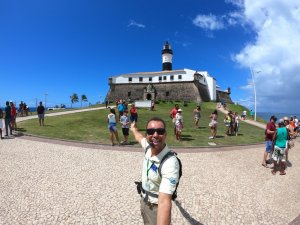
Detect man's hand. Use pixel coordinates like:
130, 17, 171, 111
130, 121, 137, 131
130, 121, 144, 143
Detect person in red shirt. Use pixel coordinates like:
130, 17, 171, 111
10, 102, 17, 131
129, 104, 138, 123
169, 104, 179, 135
262, 115, 277, 167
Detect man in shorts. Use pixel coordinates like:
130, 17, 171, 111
37, 101, 45, 126
262, 115, 277, 167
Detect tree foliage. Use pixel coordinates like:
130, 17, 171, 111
70, 93, 79, 108
81, 94, 88, 107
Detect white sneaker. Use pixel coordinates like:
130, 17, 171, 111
209, 136, 214, 139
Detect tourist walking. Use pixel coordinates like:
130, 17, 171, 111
224, 112, 231, 136
262, 115, 277, 167
130, 103, 138, 123
0, 109, 3, 139
234, 112, 240, 136
105, 99, 109, 108
117, 101, 125, 120
4, 101, 12, 136
193, 106, 201, 128
107, 108, 120, 146
130, 117, 180, 225
120, 110, 130, 144
209, 110, 218, 139
169, 104, 179, 135
37, 101, 45, 126
175, 109, 184, 140
283, 116, 294, 162
10, 102, 17, 131
271, 119, 289, 175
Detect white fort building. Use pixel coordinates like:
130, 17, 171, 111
106, 42, 232, 103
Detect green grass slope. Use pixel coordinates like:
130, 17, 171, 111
18, 102, 265, 147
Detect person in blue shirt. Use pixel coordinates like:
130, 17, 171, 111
117, 101, 125, 120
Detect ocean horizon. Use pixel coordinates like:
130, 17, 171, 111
257, 112, 300, 122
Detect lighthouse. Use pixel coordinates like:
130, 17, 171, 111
162, 41, 173, 71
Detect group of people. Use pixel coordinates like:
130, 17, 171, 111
262, 115, 298, 175
224, 111, 240, 136
107, 100, 138, 146
0, 101, 46, 139
18, 101, 31, 117
0, 101, 17, 139
169, 104, 185, 141
169, 104, 241, 140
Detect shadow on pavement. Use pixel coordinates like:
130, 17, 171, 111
174, 200, 204, 225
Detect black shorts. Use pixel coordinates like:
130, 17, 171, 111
122, 128, 129, 136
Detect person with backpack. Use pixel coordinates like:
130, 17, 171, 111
130, 117, 181, 225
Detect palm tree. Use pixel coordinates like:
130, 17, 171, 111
81, 94, 88, 108
70, 93, 79, 108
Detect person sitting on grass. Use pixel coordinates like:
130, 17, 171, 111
107, 108, 120, 146
120, 110, 130, 144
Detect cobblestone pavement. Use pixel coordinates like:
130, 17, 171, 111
1, 107, 299, 224
0, 135, 299, 225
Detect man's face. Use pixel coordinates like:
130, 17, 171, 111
146, 120, 167, 151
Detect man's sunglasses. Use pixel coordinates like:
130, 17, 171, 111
146, 128, 166, 135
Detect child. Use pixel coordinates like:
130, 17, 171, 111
175, 109, 184, 140
120, 110, 130, 144
0, 109, 3, 139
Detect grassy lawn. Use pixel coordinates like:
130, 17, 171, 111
17, 102, 266, 147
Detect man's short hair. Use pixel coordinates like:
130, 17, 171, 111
146, 117, 166, 129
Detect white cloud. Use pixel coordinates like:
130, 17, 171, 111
127, 20, 146, 28
193, 14, 225, 30
233, 0, 300, 113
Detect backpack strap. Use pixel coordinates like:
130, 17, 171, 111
158, 151, 177, 177
158, 151, 182, 200
145, 144, 151, 154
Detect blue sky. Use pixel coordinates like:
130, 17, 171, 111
1, 0, 299, 113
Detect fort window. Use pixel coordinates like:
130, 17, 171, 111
149, 77, 152, 82
128, 77, 132, 82
159, 76, 162, 82
178, 75, 182, 80
170, 75, 174, 81
163, 76, 167, 81
166, 91, 169, 97
128, 92, 131, 97
139, 77, 143, 82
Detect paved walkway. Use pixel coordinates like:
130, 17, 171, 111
0, 107, 299, 224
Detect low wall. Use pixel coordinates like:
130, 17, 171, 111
135, 100, 152, 108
